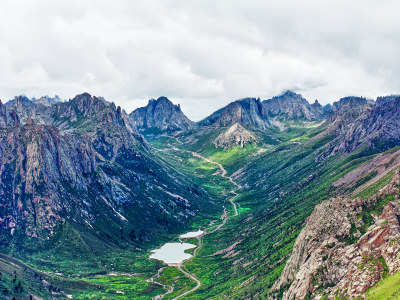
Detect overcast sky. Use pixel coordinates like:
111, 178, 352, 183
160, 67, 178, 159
1, 1, 399, 120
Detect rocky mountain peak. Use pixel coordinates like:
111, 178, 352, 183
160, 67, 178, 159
5, 95, 32, 110
33, 95, 62, 106
130, 96, 194, 133
213, 122, 258, 149
281, 90, 304, 100
332, 96, 369, 111
311, 99, 322, 109
199, 97, 271, 129
70, 92, 108, 115
319, 96, 400, 157
262, 91, 324, 121
326, 96, 371, 127
376, 95, 400, 107
56, 93, 137, 133
14, 95, 31, 103
149, 96, 175, 106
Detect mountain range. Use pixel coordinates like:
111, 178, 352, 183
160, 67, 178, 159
1, 90, 400, 299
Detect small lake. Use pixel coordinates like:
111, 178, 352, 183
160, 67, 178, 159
150, 242, 196, 265
149, 229, 204, 265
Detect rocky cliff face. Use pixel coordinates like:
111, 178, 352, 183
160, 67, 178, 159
345, 96, 400, 150
323, 96, 372, 137
318, 96, 400, 158
331, 96, 370, 113
0, 100, 19, 127
200, 91, 325, 131
262, 91, 325, 121
273, 170, 400, 299
130, 97, 194, 133
53, 93, 147, 160
0, 93, 209, 251
376, 95, 400, 107
0, 123, 97, 239
199, 98, 272, 129
4, 96, 52, 125
33, 95, 62, 107
213, 123, 258, 149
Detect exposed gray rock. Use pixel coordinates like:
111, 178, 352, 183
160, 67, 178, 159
4, 95, 51, 125
0, 100, 19, 127
318, 96, 400, 158
262, 91, 325, 121
33, 95, 62, 106
213, 123, 258, 149
331, 96, 370, 113
199, 97, 271, 129
130, 96, 194, 133
376, 95, 400, 107
0, 92, 207, 249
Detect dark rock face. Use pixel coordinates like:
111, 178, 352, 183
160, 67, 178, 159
325, 96, 372, 135
320, 96, 400, 156
0, 93, 207, 250
331, 96, 369, 113
4, 95, 31, 109
130, 97, 194, 133
323, 103, 334, 115
376, 95, 399, 107
0, 124, 97, 239
0, 100, 19, 127
199, 98, 271, 129
200, 91, 325, 130
32, 95, 62, 107
4, 96, 46, 125
262, 91, 325, 121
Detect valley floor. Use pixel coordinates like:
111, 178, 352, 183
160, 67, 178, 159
148, 147, 242, 299
5, 124, 400, 299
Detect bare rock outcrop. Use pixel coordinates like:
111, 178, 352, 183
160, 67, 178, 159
199, 97, 272, 130
0, 92, 205, 250
130, 96, 194, 133
262, 90, 325, 121
213, 123, 258, 149
316, 95, 400, 159
272, 170, 400, 299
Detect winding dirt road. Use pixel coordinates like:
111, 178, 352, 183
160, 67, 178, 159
147, 267, 174, 300
150, 145, 241, 300
191, 152, 240, 216
170, 152, 241, 299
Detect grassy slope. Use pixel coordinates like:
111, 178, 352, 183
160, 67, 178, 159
82, 121, 400, 300
3, 119, 397, 299
0, 134, 231, 299
172, 126, 392, 299
366, 271, 400, 300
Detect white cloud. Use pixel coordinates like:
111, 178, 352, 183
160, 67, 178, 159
0, 0, 400, 120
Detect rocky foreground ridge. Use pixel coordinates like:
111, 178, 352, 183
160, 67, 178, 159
272, 170, 400, 299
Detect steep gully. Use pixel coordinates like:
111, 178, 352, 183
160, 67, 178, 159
148, 146, 241, 299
